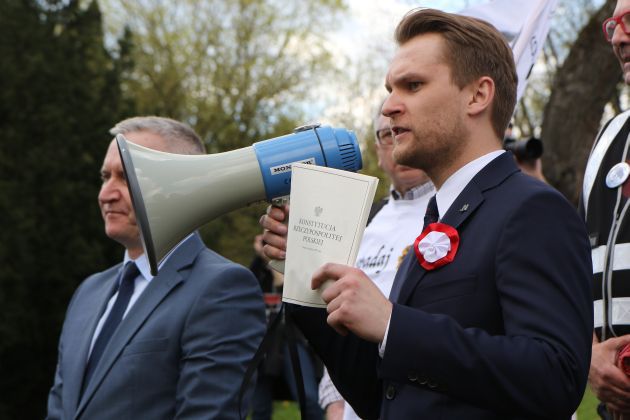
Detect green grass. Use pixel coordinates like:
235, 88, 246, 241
271, 401, 300, 419
577, 387, 600, 420
270, 389, 600, 419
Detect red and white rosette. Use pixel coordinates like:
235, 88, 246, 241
413, 222, 460, 270
618, 343, 630, 376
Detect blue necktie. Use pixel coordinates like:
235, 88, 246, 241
82, 262, 139, 391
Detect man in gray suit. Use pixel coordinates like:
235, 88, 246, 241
46, 116, 266, 419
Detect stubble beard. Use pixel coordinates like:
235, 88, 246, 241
393, 117, 468, 180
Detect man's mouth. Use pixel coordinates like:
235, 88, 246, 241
391, 126, 410, 137
104, 209, 126, 217
618, 46, 630, 62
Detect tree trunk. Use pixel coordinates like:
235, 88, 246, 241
541, 0, 621, 203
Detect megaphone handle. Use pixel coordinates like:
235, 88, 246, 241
267, 259, 285, 274
267, 197, 289, 274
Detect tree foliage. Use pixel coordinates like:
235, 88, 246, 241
318, 50, 393, 200
540, 0, 621, 202
99, 0, 349, 264
0, 1, 134, 417
101, 0, 347, 150
505, 0, 622, 202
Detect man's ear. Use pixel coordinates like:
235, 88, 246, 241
467, 76, 495, 116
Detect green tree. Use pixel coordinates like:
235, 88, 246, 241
318, 50, 395, 201
101, 0, 347, 149
0, 1, 135, 417
100, 0, 348, 264
488, 0, 622, 202
540, 0, 621, 202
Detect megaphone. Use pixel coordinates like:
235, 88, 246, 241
117, 124, 362, 275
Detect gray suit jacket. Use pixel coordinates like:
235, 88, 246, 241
46, 233, 266, 419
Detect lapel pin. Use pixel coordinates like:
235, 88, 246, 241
459, 204, 469, 212
606, 162, 630, 189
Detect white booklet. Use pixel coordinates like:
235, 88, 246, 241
282, 163, 379, 308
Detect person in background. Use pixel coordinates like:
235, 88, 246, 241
46, 116, 266, 420
583, 1, 630, 418
504, 122, 547, 183
318, 109, 434, 420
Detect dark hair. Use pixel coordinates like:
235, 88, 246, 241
395, 8, 517, 139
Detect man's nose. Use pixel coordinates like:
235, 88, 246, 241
612, 23, 630, 47
382, 93, 402, 117
98, 181, 120, 203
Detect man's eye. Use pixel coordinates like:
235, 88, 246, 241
408, 81, 421, 90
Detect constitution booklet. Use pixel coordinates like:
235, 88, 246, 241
282, 163, 379, 308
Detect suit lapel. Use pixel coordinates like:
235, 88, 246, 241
389, 250, 423, 303
394, 153, 518, 304
440, 187, 484, 230
66, 267, 120, 415
75, 234, 205, 418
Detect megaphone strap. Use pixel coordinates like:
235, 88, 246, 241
285, 305, 308, 418
238, 303, 308, 419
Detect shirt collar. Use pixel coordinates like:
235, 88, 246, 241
435, 150, 504, 218
122, 252, 153, 282
122, 233, 195, 282
390, 180, 435, 201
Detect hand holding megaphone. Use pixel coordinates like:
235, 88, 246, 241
261, 201, 290, 272
117, 124, 362, 275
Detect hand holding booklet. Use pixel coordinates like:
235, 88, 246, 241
281, 163, 379, 308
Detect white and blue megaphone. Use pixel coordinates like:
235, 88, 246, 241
116, 123, 362, 275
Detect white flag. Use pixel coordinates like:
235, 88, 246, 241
459, 0, 558, 102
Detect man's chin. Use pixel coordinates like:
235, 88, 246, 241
104, 226, 131, 243
392, 147, 412, 168
396, 164, 416, 172
104, 228, 121, 242
393, 152, 424, 171
621, 60, 630, 84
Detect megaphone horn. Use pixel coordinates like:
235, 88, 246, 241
117, 124, 362, 275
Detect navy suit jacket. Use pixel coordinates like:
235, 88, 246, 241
46, 233, 266, 420
293, 153, 593, 419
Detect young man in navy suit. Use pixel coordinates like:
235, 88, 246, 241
46, 116, 266, 419
260, 8, 592, 419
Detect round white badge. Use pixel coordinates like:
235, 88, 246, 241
606, 162, 630, 188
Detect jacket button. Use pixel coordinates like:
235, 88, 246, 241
427, 380, 438, 389
385, 384, 396, 400
418, 374, 428, 385
407, 371, 418, 382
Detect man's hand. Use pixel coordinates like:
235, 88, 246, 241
252, 234, 267, 260
259, 204, 289, 260
589, 334, 630, 413
325, 400, 344, 420
312, 263, 392, 343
